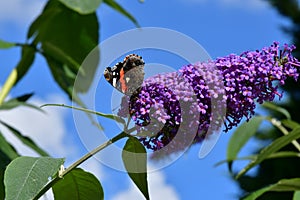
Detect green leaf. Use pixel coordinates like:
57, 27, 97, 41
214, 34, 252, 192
0, 120, 48, 156
122, 137, 149, 200
0, 150, 13, 200
282, 119, 300, 130
227, 116, 264, 172
57, 0, 102, 14
215, 151, 300, 167
270, 178, 300, 191
262, 102, 291, 119
0, 39, 15, 49
4, 157, 65, 200
0, 93, 43, 112
242, 185, 272, 200
243, 178, 300, 200
103, 0, 139, 26
27, 0, 99, 101
236, 126, 300, 179
294, 191, 300, 200
0, 132, 18, 160
52, 168, 103, 200
15, 45, 36, 84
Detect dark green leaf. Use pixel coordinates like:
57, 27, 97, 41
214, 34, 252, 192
53, 168, 103, 200
0, 150, 13, 200
0, 120, 49, 156
243, 178, 300, 200
0, 93, 43, 112
293, 191, 300, 200
103, 0, 139, 26
27, 0, 99, 101
57, 0, 102, 14
0, 39, 15, 49
227, 116, 264, 172
282, 119, 300, 130
242, 185, 272, 200
236, 126, 300, 179
4, 157, 64, 200
122, 137, 149, 200
0, 132, 18, 160
15, 45, 36, 84
262, 102, 291, 119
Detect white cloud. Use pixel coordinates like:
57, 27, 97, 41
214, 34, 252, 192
80, 157, 106, 181
112, 168, 179, 200
0, 94, 70, 157
0, 0, 44, 26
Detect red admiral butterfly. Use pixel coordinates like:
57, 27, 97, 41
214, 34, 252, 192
104, 54, 145, 94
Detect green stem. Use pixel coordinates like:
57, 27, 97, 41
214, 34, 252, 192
33, 131, 128, 200
0, 68, 17, 105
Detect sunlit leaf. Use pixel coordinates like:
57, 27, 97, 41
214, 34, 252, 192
293, 191, 300, 200
227, 116, 264, 172
122, 137, 149, 200
236, 126, 300, 179
57, 0, 102, 14
4, 157, 64, 200
53, 168, 103, 200
0, 39, 15, 49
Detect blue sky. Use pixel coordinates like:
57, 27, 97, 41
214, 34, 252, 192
0, 0, 295, 199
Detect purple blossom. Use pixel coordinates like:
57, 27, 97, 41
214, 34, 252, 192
118, 42, 300, 155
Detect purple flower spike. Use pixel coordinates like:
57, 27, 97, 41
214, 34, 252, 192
118, 42, 300, 155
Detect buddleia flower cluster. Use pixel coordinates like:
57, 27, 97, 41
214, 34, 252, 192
118, 42, 300, 155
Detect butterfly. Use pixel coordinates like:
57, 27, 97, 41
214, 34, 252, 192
104, 54, 145, 95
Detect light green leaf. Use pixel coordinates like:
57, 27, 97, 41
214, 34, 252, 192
53, 168, 103, 200
293, 191, 300, 200
58, 0, 102, 14
103, 0, 139, 26
0, 120, 48, 156
262, 102, 291, 119
236, 126, 300, 179
227, 116, 264, 172
4, 157, 65, 200
0, 39, 15, 49
243, 178, 300, 200
122, 137, 149, 200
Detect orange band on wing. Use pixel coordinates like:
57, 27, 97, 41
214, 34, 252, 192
120, 68, 128, 93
